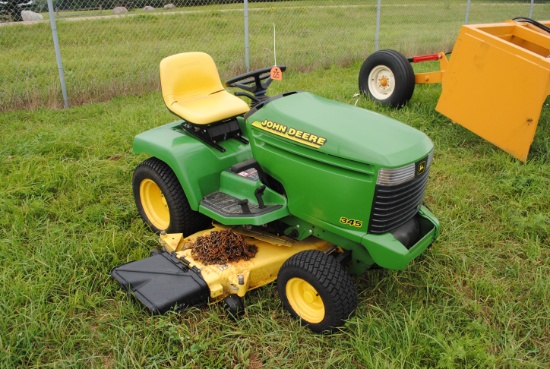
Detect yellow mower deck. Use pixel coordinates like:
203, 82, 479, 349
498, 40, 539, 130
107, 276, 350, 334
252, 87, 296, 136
160, 225, 334, 304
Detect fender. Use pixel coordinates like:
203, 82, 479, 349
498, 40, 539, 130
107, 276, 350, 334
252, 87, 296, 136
132, 120, 253, 210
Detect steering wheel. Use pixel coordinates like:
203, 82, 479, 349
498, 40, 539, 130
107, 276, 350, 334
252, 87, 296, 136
226, 66, 287, 103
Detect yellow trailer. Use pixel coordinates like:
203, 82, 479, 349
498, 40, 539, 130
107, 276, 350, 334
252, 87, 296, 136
359, 18, 550, 162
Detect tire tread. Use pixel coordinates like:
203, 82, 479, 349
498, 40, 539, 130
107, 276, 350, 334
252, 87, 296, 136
278, 250, 357, 333
133, 157, 211, 235
358, 49, 415, 108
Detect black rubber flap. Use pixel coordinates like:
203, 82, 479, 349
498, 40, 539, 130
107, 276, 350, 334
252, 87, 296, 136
111, 252, 209, 314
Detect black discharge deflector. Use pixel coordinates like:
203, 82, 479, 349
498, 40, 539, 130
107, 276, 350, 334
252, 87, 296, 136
111, 252, 209, 314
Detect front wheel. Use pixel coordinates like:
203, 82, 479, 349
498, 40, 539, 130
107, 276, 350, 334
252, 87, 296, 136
277, 250, 357, 333
132, 157, 211, 235
358, 49, 415, 108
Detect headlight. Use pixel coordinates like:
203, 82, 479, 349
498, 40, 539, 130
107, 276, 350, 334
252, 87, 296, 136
377, 151, 433, 186
377, 164, 415, 186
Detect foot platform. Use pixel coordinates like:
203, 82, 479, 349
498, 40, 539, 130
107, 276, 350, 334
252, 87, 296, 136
201, 191, 282, 217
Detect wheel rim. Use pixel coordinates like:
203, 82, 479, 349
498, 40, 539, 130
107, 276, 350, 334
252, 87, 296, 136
286, 278, 325, 324
368, 65, 395, 100
139, 179, 170, 230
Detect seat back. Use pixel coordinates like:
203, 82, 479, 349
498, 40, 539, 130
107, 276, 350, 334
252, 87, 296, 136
160, 52, 249, 125
160, 52, 223, 107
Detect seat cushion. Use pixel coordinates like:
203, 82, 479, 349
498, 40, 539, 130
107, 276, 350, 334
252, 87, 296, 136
160, 52, 250, 124
168, 90, 250, 125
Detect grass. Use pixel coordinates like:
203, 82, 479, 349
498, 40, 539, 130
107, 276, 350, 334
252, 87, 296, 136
0, 61, 548, 368
1, 0, 549, 111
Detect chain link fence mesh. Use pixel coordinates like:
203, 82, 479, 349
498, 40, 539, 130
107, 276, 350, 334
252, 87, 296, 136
1, 0, 549, 111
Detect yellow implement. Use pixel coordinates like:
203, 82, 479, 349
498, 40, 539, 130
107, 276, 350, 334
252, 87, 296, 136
437, 19, 550, 162
360, 19, 550, 161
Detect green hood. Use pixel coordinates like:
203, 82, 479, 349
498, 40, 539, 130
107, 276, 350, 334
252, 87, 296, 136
247, 92, 433, 167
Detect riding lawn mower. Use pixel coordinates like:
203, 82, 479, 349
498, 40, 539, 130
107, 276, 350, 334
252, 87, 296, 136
111, 52, 440, 333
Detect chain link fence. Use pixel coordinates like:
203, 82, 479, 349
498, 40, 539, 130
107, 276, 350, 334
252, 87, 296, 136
1, 0, 549, 111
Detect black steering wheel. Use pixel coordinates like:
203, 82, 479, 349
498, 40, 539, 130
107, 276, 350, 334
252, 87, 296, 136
226, 66, 286, 104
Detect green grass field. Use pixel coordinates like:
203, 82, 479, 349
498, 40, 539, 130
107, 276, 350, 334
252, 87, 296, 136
1, 60, 548, 367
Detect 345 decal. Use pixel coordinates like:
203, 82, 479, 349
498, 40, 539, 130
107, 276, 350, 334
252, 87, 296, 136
339, 217, 363, 228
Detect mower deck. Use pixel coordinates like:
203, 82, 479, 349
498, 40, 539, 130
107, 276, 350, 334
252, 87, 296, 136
112, 225, 334, 314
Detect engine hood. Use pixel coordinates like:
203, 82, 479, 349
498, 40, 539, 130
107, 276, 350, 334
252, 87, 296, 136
246, 92, 433, 167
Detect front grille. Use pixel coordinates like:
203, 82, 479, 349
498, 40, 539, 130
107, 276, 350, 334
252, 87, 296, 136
368, 157, 431, 234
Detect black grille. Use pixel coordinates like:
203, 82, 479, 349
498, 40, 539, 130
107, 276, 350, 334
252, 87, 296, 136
368, 168, 430, 234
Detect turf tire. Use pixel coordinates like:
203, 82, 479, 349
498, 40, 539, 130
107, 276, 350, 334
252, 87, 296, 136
277, 250, 357, 333
132, 157, 211, 235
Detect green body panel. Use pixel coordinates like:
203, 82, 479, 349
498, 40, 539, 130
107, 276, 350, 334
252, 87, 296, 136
281, 205, 439, 272
246, 92, 434, 241
133, 92, 440, 273
361, 206, 440, 270
133, 119, 253, 210
247, 92, 433, 167
199, 170, 289, 225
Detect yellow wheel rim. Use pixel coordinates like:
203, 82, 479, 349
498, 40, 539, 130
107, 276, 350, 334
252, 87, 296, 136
140, 179, 170, 230
286, 278, 325, 324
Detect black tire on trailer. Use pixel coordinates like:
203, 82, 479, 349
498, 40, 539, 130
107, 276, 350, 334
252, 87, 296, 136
277, 250, 358, 333
132, 157, 211, 235
358, 49, 416, 108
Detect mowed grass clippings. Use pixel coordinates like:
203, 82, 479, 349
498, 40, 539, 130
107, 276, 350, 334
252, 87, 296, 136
1, 63, 549, 368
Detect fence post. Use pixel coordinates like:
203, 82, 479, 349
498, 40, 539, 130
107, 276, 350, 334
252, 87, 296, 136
465, 0, 471, 24
244, 0, 250, 72
47, 0, 69, 108
529, 0, 534, 18
375, 0, 381, 50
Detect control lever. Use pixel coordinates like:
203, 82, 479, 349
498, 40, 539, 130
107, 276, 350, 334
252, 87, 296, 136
238, 199, 251, 214
254, 185, 266, 209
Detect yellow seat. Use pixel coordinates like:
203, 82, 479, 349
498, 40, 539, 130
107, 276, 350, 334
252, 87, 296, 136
160, 52, 250, 125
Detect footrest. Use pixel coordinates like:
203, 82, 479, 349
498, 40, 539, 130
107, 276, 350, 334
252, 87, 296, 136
201, 191, 282, 217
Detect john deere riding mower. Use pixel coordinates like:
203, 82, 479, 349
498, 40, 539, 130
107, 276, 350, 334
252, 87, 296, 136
112, 52, 440, 333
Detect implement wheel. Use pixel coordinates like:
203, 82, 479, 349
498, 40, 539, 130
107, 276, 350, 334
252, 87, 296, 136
359, 49, 415, 108
132, 157, 211, 235
277, 250, 357, 333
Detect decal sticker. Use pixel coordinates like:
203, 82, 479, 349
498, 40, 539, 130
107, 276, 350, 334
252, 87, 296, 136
339, 217, 363, 228
417, 160, 427, 176
252, 120, 327, 149
237, 168, 259, 181
415, 156, 429, 176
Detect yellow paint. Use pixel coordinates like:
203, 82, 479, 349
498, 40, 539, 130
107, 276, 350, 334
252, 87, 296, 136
414, 52, 448, 85
252, 120, 328, 149
140, 178, 170, 230
435, 20, 550, 161
160, 232, 184, 251
160, 52, 249, 124
286, 278, 325, 323
160, 226, 333, 303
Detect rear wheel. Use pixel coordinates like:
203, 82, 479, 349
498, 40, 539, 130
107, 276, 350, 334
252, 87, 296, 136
358, 49, 415, 108
132, 157, 211, 235
277, 250, 357, 333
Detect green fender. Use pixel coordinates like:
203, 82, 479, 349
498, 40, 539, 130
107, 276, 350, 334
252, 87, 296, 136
132, 120, 253, 210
